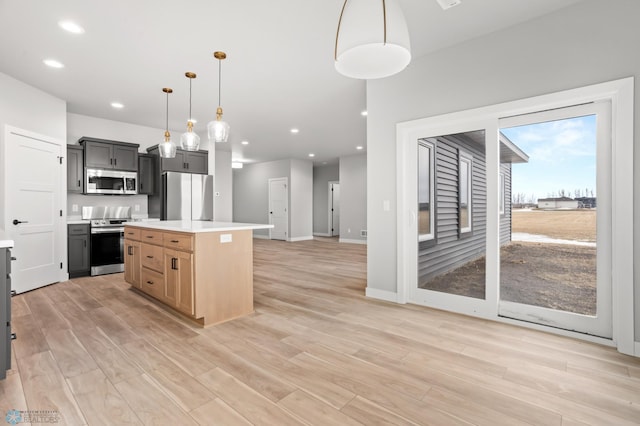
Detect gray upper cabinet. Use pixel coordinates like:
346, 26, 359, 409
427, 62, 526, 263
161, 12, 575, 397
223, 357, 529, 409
146, 145, 208, 174
67, 145, 84, 193
80, 137, 139, 171
138, 154, 156, 195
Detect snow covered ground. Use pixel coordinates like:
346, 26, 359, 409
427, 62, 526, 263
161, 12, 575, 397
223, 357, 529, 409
512, 232, 596, 247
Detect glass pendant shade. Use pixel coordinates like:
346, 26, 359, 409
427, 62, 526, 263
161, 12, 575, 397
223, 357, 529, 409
180, 121, 201, 151
180, 72, 200, 151
334, 0, 411, 79
207, 107, 230, 143
159, 88, 177, 158
159, 135, 177, 158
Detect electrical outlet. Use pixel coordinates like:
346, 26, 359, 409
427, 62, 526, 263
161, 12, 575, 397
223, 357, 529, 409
134, 204, 140, 212
72, 204, 78, 212
360, 230, 367, 237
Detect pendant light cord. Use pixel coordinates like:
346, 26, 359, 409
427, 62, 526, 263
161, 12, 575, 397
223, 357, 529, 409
189, 78, 193, 122
218, 59, 222, 107
165, 91, 169, 131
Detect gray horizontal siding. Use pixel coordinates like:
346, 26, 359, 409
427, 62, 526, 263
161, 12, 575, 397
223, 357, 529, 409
419, 133, 487, 285
500, 163, 512, 245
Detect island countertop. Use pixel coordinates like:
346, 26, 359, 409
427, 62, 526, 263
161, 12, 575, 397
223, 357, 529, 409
124, 220, 273, 234
0, 230, 14, 249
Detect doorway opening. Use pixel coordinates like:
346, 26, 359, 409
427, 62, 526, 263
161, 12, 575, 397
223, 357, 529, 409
268, 177, 288, 241
328, 181, 340, 237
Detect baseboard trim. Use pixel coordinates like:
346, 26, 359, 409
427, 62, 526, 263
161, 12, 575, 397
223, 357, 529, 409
253, 235, 270, 240
288, 236, 314, 242
313, 232, 332, 237
365, 287, 399, 303
635, 341, 640, 358
339, 238, 367, 245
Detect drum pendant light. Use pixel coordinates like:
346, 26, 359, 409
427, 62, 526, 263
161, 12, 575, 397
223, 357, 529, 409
207, 51, 230, 143
180, 72, 200, 151
334, 0, 411, 79
158, 88, 177, 158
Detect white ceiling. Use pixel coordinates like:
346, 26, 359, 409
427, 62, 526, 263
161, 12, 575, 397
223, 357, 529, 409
0, 0, 583, 165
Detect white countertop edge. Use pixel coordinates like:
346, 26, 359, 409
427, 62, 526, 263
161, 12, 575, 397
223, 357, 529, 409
67, 219, 91, 225
0, 239, 14, 249
125, 220, 273, 233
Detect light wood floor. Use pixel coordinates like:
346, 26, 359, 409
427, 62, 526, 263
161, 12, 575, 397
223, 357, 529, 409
2, 238, 640, 425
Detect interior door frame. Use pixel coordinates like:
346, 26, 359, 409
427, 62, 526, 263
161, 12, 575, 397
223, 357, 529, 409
2, 125, 68, 286
396, 77, 635, 356
328, 181, 339, 237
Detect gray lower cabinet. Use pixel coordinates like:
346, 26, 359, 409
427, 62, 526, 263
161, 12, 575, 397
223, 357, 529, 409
67, 145, 84, 193
1, 248, 13, 380
138, 154, 156, 195
68, 224, 90, 278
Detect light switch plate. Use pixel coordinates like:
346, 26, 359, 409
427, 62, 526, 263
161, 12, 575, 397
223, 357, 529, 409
220, 234, 232, 243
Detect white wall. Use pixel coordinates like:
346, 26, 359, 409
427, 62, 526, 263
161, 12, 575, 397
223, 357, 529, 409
0, 72, 67, 228
233, 159, 290, 237
366, 0, 640, 341
313, 164, 340, 235
215, 150, 233, 221
290, 159, 313, 240
339, 153, 367, 243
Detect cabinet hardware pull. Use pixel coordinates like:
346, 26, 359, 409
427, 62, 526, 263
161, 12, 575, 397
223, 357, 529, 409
128, 246, 133, 255
146, 236, 154, 238
170, 240, 179, 243
110, 158, 113, 165
146, 255, 153, 259
146, 280, 154, 285
171, 258, 177, 270
78, 179, 81, 187
114, 158, 117, 166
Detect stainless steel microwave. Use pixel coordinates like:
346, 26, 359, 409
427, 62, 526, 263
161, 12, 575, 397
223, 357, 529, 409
86, 169, 137, 195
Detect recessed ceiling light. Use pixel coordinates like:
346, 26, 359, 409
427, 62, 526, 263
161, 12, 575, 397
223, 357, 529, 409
241, 140, 249, 145
231, 162, 244, 169
111, 102, 124, 109
356, 146, 363, 150
58, 20, 85, 34
43, 59, 64, 68
290, 128, 299, 134
308, 153, 315, 157
436, 0, 462, 11
361, 110, 368, 116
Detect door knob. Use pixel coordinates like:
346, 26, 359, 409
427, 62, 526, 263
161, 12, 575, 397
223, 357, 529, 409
12, 219, 28, 225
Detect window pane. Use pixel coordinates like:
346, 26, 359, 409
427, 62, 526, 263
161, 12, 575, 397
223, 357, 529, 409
418, 143, 431, 237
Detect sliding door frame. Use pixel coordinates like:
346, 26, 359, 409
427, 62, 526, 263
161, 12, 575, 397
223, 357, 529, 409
396, 77, 635, 355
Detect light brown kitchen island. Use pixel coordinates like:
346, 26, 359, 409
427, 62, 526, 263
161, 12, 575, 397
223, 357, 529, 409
124, 220, 272, 326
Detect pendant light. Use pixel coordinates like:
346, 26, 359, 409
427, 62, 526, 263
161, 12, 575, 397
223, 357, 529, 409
180, 72, 200, 151
158, 87, 177, 158
334, 0, 411, 79
207, 51, 230, 143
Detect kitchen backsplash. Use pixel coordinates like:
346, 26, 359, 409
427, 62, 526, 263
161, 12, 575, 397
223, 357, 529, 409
67, 193, 148, 218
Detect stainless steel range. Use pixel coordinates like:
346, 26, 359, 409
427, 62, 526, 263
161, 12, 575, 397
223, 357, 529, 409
82, 206, 131, 276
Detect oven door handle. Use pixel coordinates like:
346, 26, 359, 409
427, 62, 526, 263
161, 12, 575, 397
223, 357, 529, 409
91, 228, 125, 234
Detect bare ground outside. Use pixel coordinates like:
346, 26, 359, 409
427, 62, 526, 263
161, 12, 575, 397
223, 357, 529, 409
420, 209, 597, 315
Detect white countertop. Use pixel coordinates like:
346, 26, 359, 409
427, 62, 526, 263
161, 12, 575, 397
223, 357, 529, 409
125, 220, 273, 233
0, 230, 14, 248
67, 219, 90, 225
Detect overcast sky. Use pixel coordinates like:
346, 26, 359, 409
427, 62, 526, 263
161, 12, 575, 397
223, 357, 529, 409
501, 114, 597, 202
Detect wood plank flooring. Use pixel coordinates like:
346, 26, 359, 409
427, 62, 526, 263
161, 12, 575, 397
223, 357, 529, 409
1, 237, 640, 425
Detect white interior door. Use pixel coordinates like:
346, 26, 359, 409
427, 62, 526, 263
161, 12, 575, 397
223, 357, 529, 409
5, 128, 64, 293
268, 177, 288, 241
329, 181, 340, 236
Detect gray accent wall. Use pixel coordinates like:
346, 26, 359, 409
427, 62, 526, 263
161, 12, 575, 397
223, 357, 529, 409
233, 158, 313, 240
366, 0, 640, 341
339, 153, 367, 243
215, 150, 233, 221
313, 164, 339, 235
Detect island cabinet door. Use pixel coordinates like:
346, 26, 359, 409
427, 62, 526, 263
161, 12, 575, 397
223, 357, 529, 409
124, 240, 141, 288
165, 249, 194, 316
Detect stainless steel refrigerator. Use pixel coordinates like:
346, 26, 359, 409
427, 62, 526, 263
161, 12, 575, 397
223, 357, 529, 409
162, 172, 214, 220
